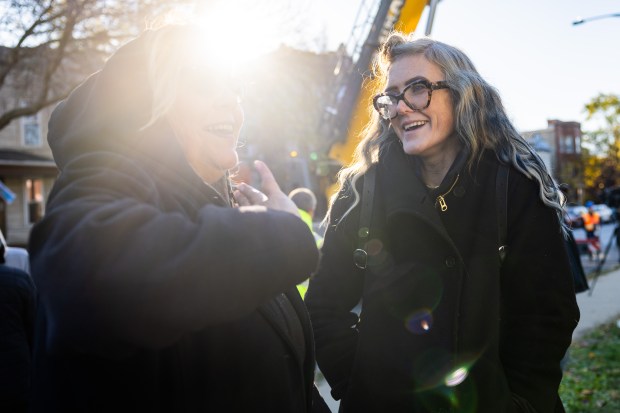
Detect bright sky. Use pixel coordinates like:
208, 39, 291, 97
3, 0, 618, 134
296, 0, 620, 133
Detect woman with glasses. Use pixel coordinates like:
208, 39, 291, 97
28, 24, 329, 412
306, 33, 579, 412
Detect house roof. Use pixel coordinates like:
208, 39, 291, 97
0, 149, 57, 177
0, 149, 54, 163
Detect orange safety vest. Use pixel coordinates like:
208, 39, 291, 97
582, 211, 600, 231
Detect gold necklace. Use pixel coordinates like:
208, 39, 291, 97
435, 174, 460, 212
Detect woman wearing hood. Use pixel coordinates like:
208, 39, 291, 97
28, 24, 328, 412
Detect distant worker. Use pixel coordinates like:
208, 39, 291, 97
582, 200, 601, 258
289, 187, 324, 248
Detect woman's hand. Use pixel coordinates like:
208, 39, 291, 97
234, 160, 300, 217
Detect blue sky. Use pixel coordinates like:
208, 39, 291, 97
300, 0, 620, 133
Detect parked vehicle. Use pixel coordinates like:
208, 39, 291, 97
591, 204, 614, 223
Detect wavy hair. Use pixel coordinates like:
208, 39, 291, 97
330, 32, 565, 231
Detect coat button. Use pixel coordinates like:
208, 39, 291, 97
445, 256, 456, 268
453, 185, 465, 197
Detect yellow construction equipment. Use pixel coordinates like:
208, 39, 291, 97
322, 0, 440, 202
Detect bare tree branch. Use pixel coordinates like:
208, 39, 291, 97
0, 0, 193, 132
0, 94, 67, 130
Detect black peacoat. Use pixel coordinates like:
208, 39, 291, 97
306, 141, 579, 412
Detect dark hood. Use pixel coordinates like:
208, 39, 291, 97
47, 29, 162, 170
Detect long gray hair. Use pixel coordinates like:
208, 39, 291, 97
330, 32, 565, 230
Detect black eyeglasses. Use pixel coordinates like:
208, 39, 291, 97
373, 79, 449, 120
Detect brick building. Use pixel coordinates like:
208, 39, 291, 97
521, 119, 584, 203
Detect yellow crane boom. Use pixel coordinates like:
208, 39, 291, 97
324, 0, 434, 201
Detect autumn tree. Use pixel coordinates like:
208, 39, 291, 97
0, 0, 192, 131
581, 93, 620, 200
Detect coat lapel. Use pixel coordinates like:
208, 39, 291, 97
379, 141, 453, 243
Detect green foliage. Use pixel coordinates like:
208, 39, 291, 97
582, 94, 620, 195
559, 319, 620, 412
585, 94, 620, 125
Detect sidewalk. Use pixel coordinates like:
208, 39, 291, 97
573, 265, 620, 339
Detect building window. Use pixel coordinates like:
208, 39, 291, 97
561, 136, 574, 154
22, 114, 41, 147
25, 179, 44, 223
575, 136, 581, 154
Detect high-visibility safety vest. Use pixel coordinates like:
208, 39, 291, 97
582, 211, 600, 231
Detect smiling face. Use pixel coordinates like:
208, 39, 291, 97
166, 68, 244, 184
386, 54, 458, 159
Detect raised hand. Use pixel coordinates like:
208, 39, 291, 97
233, 160, 300, 217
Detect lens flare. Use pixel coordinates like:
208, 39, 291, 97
445, 367, 469, 387
169, 0, 295, 72
405, 309, 433, 334
365, 238, 383, 256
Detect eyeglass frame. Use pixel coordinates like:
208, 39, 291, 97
372, 79, 450, 120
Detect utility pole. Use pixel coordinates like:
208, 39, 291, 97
425, 0, 441, 35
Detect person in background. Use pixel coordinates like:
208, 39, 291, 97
287, 188, 324, 300
28, 24, 328, 412
306, 33, 579, 412
0, 241, 36, 412
581, 200, 601, 259
289, 187, 324, 248
0, 230, 30, 274
558, 184, 589, 294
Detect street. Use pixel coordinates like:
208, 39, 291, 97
571, 222, 620, 276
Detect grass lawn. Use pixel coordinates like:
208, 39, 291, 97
559, 319, 620, 412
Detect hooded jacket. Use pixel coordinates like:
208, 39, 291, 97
0, 263, 36, 412
306, 141, 579, 412
29, 29, 325, 412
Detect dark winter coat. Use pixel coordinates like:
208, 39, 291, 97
306, 141, 579, 412
0, 264, 36, 412
28, 31, 327, 413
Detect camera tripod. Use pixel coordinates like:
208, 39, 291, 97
588, 223, 620, 296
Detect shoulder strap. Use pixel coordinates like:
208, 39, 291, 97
353, 166, 376, 269
496, 163, 510, 263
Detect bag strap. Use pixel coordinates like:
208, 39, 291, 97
496, 163, 510, 263
353, 166, 376, 269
